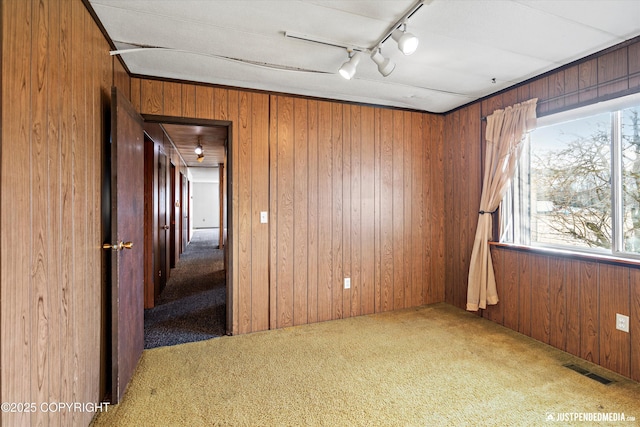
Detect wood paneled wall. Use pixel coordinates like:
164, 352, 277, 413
444, 36, 640, 379
130, 83, 446, 334
1, 0, 129, 425
269, 96, 445, 329
129, 79, 272, 334
491, 246, 640, 382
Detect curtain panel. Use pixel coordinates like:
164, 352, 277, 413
467, 98, 538, 311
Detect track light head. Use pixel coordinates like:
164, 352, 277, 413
370, 49, 395, 77
338, 51, 362, 80
391, 25, 419, 55
194, 144, 203, 155
197, 153, 205, 163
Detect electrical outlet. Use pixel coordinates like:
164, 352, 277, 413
616, 313, 629, 333
260, 211, 268, 224
344, 277, 351, 289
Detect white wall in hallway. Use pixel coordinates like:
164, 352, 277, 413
192, 182, 219, 229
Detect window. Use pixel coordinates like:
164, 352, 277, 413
502, 93, 640, 259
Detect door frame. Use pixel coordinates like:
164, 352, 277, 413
141, 115, 232, 333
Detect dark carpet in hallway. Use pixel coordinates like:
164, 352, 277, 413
144, 228, 226, 349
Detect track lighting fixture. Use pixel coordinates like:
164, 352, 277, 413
284, 0, 428, 80
391, 24, 419, 55
197, 153, 205, 163
339, 51, 361, 80
370, 49, 395, 77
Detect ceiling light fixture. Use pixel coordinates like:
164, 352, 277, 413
339, 50, 361, 80
195, 136, 203, 155
370, 49, 395, 77
197, 153, 205, 163
284, 0, 429, 80
391, 24, 419, 55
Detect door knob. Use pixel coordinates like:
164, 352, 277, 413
162, 225, 170, 230
102, 241, 134, 251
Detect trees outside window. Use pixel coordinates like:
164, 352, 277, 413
503, 99, 640, 259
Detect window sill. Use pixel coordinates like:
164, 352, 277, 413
489, 241, 640, 269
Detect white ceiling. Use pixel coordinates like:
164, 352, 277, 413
89, 0, 640, 114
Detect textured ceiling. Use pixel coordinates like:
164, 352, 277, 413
90, 0, 640, 114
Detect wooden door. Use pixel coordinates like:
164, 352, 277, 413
106, 87, 144, 403
170, 163, 177, 268
158, 150, 169, 294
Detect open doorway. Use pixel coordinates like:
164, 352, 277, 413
142, 119, 230, 349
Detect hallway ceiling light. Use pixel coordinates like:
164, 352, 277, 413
391, 24, 419, 55
370, 49, 395, 77
195, 136, 203, 155
338, 51, 361, 80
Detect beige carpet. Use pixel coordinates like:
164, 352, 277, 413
91, 303, 640, 426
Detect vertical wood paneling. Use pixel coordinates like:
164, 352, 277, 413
630, 268, 640, 382
501, 249, 518, 330
331, 103, 343, 319
32, 2, 52, 421
630, 42, 640, 90
214, 88, 228, 120
129, 77, 141, 112
2, 0, 33, 424
518, 253, 532, 336
360, 107, 376, 315
565, 260, 581, 357
402, 112, 412, 308
411, 113, 424, 307
237, 91, 252, 334
275, 96, 294, 328
549, 257, 566, 350
181, 84, 196, 118
392, 110, 404, 310
2, 0, 116, 424
162, 81, 182, 116
598, 48, 628, 97
579, 58, 598, 104
350, 105, 362, 318
380, 109, 394, 312
307, 100, 319, 324
580, 261, 599, 363
58, 0, 73, 420
293, 98, 309, 325
227, 89, 240, 334
433, 116, 446, 303
374, 108, 382, 313
530, 254, 550, 343
317, 101, 333, 322
598, 264, 630, 377
141, 79, 162, 115
195, 85, 214, 119
251, 93, 269, 332
563, 65, 580, 107
342, 105, 351, 319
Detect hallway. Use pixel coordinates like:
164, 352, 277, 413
144, 229, 226, 349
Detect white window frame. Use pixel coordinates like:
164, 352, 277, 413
501, 92, 640, 260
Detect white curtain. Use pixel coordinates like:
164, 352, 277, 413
467, 98, 538, 311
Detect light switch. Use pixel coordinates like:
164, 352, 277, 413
260, 211, 268, 224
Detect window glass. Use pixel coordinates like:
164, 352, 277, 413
621, 106, 640, 253
529, 113, 612, 250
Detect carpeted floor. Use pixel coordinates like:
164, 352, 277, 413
94, 303, 640, 427
144, 228, 226, 349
